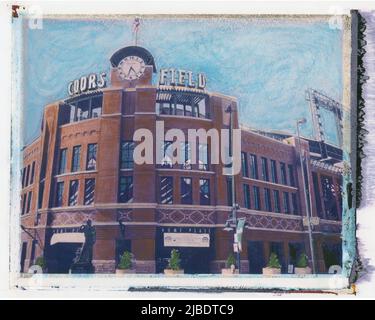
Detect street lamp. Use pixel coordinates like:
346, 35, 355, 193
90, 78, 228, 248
296, 118, 317, 274
223, 104, 242, 273
223, 220, 235, 232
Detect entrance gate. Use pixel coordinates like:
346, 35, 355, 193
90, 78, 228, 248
155, 227, 214, 274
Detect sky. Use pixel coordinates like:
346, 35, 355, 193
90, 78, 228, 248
21, 16, 344, 145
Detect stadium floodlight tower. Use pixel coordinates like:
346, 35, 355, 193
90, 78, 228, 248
305, 88, 343, 160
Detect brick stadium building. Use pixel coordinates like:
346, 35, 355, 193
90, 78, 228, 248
20, 46, 343, 274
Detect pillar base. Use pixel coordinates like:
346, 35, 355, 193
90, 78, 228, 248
92, 260, 116, 273
210, 260, 249, 274
135, 260, 156, 273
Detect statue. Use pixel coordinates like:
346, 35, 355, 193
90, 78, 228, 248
71, 219, 96, 273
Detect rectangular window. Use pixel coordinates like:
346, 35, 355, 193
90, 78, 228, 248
184, 104, 192, 117
30, 161, 35, 185
91, 95, 103, 118
120, 141, 134, 169
270, 160, 278, 183
30, 240, 37, 265
21, 194, 27, 215
312, 172, 323, 218
253, 186, 261, 210
55, 182, 64, 207
118, 176, 133, 203
161, 141, 173, 168
176, 103, 184, 116
200, 179, 210, 205
288, 164, 295, 187
38, 181, 44, 209
243, 184, 251, 209
21, 167, 26, 188
261, 157, 269, 181
71, 145, 81, 172
273, 190, 281, 213
77, 98, 90, 121
58, 148, 67, 174
280, 162, 287, 185
68, 180, 79, 206
198, 98, 207, 118
86, 143, 97, 170
283, 192, 290, 213
264, 188, 272, 212
26, 192, 32, 213
198, 143, 209, 170
180, 142, 192, 170
69, 102, 77, 122
84, 178, 95, 205
292, 193, 299, 215
160, 176, 173, 204
249, 154, 258, 179
25, 164, 30, 187
241, 152, 248, 177
181, 177, 193, 204
227, 177, 233, 206
158, 102, 171, 115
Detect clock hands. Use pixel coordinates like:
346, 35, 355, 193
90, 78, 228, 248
127, 66, 137, 77
118, 56, 145, 80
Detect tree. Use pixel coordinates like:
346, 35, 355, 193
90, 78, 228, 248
296, 253, 308, 268
35, 256, 45, 269
226, 253, 236, 269
168, 249, 181, 270
267, 252, 281, 269
118, 251, 133, 270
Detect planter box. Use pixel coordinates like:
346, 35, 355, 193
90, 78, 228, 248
164, 269, 184, 275
116, 269, 136, 275
262, 267, 281, 275
221, 268, 239, 275
294, 267, 312, 275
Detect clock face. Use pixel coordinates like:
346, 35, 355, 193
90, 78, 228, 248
117, 55, 146, 80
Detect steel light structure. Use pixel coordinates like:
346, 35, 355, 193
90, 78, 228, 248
296, 118, 317, 274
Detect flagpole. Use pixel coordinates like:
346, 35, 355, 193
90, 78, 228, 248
133, 17, 140, 47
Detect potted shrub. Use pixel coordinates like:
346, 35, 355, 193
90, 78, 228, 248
35, 256, 47, 272
221, 253, 239, 275
164, 249, 184, 275
116, 251, 135, 274
294, 253, 312, 275
262, 252, 281, 275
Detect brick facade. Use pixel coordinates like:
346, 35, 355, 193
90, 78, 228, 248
19, 46, 342, 274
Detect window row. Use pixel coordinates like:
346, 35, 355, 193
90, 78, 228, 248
55, 178, 96, 207
159, 141, 209, 170
60, 95, 103, 124
21, 191, 33, 215
156, 97, 208, 119
159, 177, 210, 205
118, 176, 211, 205
228, 179, 299, 214
58, 143, 97, 175
21, 161, 35, 189
241, 152, 296, 187
120, 140, 209, 171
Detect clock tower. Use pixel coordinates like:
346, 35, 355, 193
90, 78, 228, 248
109, 46, 156, 88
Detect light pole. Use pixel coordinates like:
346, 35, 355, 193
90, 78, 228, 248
296, 118, 316, 274
223, 105, 241, 273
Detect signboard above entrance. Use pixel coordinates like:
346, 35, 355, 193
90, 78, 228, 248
164, 232, 210, 248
